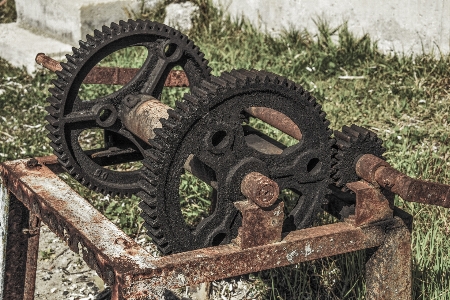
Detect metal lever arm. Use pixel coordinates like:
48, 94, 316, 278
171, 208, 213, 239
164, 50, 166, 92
355, 154, 450, 208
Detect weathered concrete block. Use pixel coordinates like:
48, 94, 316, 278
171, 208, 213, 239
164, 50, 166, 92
15, 0, 136, 45
164, 2, 199, 33
0, 23, 72, 74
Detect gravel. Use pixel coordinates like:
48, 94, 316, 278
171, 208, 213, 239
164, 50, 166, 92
34, 225, 263, 300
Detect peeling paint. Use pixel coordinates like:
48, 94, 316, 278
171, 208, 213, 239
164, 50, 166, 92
305, 244, 313, 256
286, 250, 299, 263
0, 179, 9, 300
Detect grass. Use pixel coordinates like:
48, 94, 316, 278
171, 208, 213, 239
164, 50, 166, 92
1, 0, 450, 299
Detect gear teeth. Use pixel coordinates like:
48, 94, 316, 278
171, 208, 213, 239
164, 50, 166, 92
175, 100, 192, 113
183, 93, 199, 105
60, 62, 74, 72
210, 76, 228, 87
191, 86, 208, 98
334, 130, 352, 145
229, 70, 250, 82
93, 29, 105, 40
342, 125, 364, 140
143, 222, 164, 238
332, 124, 386, 189
160, 118, 177, 131
45, 105, 60, 117
349, 124, 370, 136
45, 124, 58, 135
45, 115, 59, 127
47, 133, 62, 144
146, 139, 163, 151
55, 69, 72, 81
110, 22, 122, 33
221, 72, 238, 85
54, 151, 68, 161
102, 25, 113, 35
127, 19, 139, 29
199, 80, 218, 92
79, 40, 92, 51
167, 109, 182, 121
118, 20, 131, 31
51, 79, 66, 91
66, 54, 80, 65
72, 47, 87, 58
86, 34, 99, 45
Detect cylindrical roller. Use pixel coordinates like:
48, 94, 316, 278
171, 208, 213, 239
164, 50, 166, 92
356, 154, 450, 208
245, 107, 302, 140
121, 95, 170, 143
241, 172, 280, 207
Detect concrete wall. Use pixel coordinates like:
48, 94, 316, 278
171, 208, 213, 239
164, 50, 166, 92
212, 0, 450, 55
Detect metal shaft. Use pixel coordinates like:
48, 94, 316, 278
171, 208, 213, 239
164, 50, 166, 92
244, 107, 302, 141
241, 172, 279, 207
356, 154, 450, 208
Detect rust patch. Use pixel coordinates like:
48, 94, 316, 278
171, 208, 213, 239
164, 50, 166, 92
346, 180, 393, 227
240, 172, 279, 207
245, 107, 302, 140
233, 200, 284, 249
356, 154, 450, 208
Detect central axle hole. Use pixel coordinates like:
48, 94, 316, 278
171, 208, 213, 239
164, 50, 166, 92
211, 130, 227, 147
99, 108, 112, 122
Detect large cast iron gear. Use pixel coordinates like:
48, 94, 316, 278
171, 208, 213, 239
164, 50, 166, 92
45, 19, 211, 197
140, 69, 335, 254
332, 125, 386, 190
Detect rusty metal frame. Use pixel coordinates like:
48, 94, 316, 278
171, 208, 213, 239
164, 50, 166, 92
0, 156, 413, 299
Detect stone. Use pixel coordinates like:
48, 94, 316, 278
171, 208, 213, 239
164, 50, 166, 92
164, 2, 199, 33
15, 0, 135, 45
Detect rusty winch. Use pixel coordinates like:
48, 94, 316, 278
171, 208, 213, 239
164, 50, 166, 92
1, 20, 449, 299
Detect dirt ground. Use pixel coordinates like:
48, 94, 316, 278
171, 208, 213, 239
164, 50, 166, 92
34, 225, 262, 300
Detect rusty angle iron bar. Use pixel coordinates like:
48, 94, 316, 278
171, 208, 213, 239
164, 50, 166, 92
0, 156, 412, 299
36, 53, 189, 87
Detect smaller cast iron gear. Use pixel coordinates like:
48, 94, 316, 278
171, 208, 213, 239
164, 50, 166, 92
332, 124, 386, 190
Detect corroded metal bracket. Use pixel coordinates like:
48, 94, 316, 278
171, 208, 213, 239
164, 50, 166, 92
0, 156, 413, 299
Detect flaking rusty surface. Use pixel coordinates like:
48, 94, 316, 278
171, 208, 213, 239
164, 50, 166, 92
240, 172, 279, 207
365, 217, 412, 300
1, 156, 413, 299
36, 53, 190, 87
121, 97, 170, 143
122, 218, 397, 299
346, 180, 393, 227
356, 154, 450, 207
245, 107, 302, 140
233, 200, 284, 249
0, 159, 157, 293
2, 193, 40, 300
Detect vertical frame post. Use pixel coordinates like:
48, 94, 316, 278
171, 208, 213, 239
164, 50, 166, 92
0, 180, 9, 300
365, 217, 412, 300
2, 192, 40, 300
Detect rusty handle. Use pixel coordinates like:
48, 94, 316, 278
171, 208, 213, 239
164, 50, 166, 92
356, 154, 450, 208
36, 53, 63, 72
